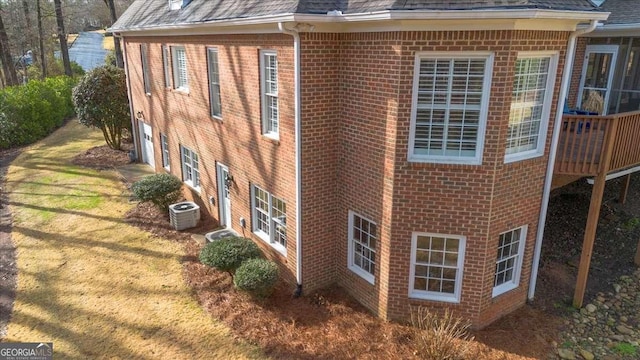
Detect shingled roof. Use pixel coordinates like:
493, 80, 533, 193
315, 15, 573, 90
599, 0, 640, 25
111, 0, 600, 32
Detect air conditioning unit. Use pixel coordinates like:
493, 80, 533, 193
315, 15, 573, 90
169, 201, 200, 231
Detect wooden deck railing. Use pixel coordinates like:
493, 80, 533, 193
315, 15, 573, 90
554, 110, 640, 176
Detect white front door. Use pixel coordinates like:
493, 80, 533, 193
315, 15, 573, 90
139, 121, 155, 168
216, 163, 231, 228
577, 45, 619, 115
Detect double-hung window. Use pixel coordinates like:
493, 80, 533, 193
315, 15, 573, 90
207, 48, 222, 118
493, 226, 527, 297
160, 133, 170, 170
260, 50, 278, 139
171, 46, 188, 92
505, 53, 558, 162
409, 53, 493, 164
409, 232, 466, 303
251, 185, 286, 254
180, 145, 200, 190
140, 44, 151, 94
162, 45, 171, 88
348, 211, 377, 284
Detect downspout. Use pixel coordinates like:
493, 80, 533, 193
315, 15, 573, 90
278, 22, 303, 296
528, 20, 599, 301
118, 33, 139, 162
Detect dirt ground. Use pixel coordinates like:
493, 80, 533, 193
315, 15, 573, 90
5, 136, 639, 359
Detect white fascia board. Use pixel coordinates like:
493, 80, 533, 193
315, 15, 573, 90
111, 9, 609, 36
585, 23, 640, 37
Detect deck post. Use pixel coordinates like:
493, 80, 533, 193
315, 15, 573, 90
573, 172, 607, 308
619, 174, 631, 204
573, 117, 619, 308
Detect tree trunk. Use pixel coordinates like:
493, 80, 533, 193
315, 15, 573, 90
22, 1, 32, 46
53, 0, 72, 76
36, 0, 47, 78
0, 8, 19, 86
104, 0, 124, 68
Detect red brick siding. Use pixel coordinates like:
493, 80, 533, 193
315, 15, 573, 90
568, 37, 588, 109
124, 28, 573, 328
299, 33, 342, 292
298, 30, 570, 327
123, 34, 299, 284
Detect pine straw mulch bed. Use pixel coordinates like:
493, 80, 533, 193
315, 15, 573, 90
73, 144, 552, 359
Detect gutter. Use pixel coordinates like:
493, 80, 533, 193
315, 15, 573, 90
278, 22, 303, 296
528, 20, 599, 301
111, 9, 609, 34
118, 33, 139, 162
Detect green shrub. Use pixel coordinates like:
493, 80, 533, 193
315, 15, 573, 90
105, 50, 117, 67
131, 173, 183, 211
73, 65, 130, 150
199, 236, 261, 276
0, 75, 76, 149
234, 258, 279, 297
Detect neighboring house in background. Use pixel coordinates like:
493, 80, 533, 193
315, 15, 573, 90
111, 0, 614, 328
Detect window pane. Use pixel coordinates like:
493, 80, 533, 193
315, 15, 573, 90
411, 234, 463, 298
494, 228, 524, 290
208, 49, 222, 117
412, 56, 488, 159
506, 56, 551, 156
349, 213, 377, 279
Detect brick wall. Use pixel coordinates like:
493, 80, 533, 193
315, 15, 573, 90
298, 30, 571, 327
125, 28, 573, 328
299, 33, 341, 292
568, 37, 588, 109
123, 34, 299, 285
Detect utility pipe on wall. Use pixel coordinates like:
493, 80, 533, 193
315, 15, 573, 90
528, 20, 599, 301
278, 22, 303, 295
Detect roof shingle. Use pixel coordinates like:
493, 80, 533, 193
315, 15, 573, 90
111, 0, 599, 31
600, 0, 640, 25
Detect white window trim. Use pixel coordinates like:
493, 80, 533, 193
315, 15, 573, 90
140, 44, 151, 95
250, 185, 286, 255
169, 0, 181, 11
407, 52, 494, 165
162, 45, 171, 88
207, 47, 222, 120
347, 211, 376, 285
260, 50, 279, 140
180, 145, 200, 192
409, 232, 466, 303
505, 51, 559, 164
492, 225, 527, 298
171, 46, 189, 93
160, 133, 170, 170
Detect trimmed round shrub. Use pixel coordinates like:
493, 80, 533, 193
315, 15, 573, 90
234, 258, 279, 297
131, 173, 183, 211
199, 236, 261, 274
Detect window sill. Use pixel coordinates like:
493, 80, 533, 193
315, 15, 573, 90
408, 154, 482, 166
254, 230, 287, 256
145, 92, 151, 97
183, 181, 201, 193
348, 265, 375, 285
492, 283, 518, 298
261, 134, 280, 145
173, 88, 190, 96
409, 291, 460, 304
211, 115, 223, 121
163, 166, 170, 172
504, 151, 543, 164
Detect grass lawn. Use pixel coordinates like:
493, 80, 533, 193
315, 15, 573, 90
4, 121, 263, 359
